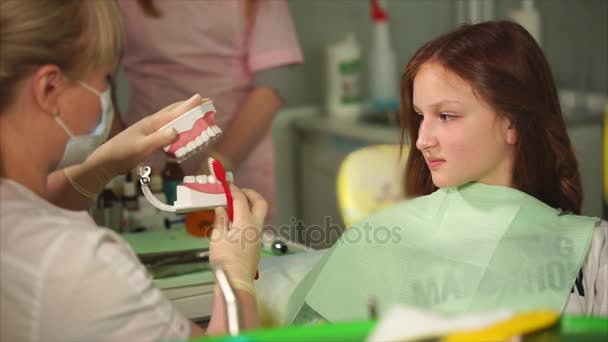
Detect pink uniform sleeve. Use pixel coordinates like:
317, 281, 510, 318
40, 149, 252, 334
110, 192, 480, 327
248, 0, 304, 72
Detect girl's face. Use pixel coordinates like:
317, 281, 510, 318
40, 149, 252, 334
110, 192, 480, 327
413, 62, 517, 188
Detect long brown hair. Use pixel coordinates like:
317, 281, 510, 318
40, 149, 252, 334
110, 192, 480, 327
136, 0, 258, 19
401, 21, 583, 214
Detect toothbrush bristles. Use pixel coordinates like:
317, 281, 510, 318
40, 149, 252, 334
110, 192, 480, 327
208, 158, 214, 177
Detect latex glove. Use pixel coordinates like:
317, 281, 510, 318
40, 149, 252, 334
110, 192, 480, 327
210, 184, 268, 296
63, 94, 204, 198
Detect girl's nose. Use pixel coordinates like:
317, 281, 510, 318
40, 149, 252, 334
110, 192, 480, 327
416, 119, 437, 152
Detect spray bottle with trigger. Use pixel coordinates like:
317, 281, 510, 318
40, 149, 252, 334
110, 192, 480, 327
369, 0, 399, 114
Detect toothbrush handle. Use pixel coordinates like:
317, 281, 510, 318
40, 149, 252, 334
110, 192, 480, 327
225, 185, 234, 222
210, 158, 234, 222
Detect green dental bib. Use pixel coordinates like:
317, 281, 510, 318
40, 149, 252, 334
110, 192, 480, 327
290, 183, 598, 323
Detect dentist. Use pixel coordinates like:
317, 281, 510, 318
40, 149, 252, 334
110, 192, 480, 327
0, 1, 263, 340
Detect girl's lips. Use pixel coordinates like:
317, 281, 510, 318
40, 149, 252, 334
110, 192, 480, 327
426, 159, 446, 169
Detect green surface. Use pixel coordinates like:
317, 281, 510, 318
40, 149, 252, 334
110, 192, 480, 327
122, 227, 209, 255
122, 228, 291, 289
561, 316, 608, 334
193, 320, 375, 342
191, 317, 608, 342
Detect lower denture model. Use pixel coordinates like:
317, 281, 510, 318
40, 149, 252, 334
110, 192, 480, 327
173, 165, 234, 214
139, 100, 234, 214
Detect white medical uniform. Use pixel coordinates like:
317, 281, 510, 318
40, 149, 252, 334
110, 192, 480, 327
0, 179, 191, 341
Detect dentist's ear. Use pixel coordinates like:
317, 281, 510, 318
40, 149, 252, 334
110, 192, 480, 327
30, 64, 67, 116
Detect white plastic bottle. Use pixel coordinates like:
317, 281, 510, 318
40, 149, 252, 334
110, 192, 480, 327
510, 0, 541, 45
325, 33, 363, 119
369, 0, 399, 113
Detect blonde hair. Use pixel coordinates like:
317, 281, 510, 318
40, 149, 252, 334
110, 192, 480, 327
0, 0, 124, 111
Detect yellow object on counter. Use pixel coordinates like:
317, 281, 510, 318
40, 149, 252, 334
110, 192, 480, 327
442, 310, 559, 342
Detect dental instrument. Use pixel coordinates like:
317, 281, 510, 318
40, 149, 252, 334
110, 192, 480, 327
271, 241, 288, 255
368, 296, 378, 320
141, 249, 210, 267
163, 216, 185, 229
140, 249, 211, 278
213, 263, 242, 336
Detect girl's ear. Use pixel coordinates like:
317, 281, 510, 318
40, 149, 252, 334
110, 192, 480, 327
504, 117, 518, 145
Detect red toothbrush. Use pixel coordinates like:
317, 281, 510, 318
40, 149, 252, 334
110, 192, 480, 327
209, 157, 233, 221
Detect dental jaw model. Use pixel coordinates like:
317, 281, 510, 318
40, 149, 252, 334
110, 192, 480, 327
139, 100, 234, 215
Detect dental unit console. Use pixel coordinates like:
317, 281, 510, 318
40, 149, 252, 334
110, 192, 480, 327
139, 100, 234, 216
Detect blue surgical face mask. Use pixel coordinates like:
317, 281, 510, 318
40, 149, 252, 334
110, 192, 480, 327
54, 81, 114, 169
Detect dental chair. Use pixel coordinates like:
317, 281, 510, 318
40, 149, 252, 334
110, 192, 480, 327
336, 144, 409, 228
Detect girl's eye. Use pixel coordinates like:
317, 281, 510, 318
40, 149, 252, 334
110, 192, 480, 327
439, 113, 456, 121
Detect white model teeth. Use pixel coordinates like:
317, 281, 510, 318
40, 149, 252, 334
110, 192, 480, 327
182, 172, 232, 186
213, 125, 222, 134
173, 127, 218, 162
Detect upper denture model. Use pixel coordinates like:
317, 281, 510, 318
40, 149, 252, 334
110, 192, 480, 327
159, 100, 222, 163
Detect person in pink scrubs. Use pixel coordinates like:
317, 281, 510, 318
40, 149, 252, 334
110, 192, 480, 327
117, 0, 304, 217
